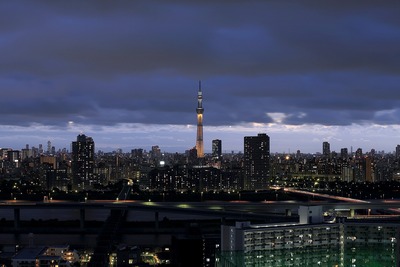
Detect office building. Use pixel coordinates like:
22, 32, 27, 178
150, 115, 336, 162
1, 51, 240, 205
396, 145, 400, 159
131, 148, 143, 163
365, 156, 373, 182
340, 148, 348, 161
196, 81, 204, 158
21, 144, 32, 159
150, 145, 161, 160
187, 147, 198, 164
47, 140, 52, 155
341, 165, 353, 182
212, 139, 222, 160
243, 133, 270, 190
322, 141, 330, 158
72, 134, 95, 190
355, 148, 363, 159
7, 150, 20, 168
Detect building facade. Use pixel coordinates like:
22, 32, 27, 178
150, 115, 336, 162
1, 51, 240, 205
71, 134, 95, 190
212, 139, 222, 160
243, 133, 270, 190
218, 207, 400, 267
323, 141, 330, 158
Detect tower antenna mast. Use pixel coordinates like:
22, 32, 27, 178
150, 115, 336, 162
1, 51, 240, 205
196, 81, 204, 158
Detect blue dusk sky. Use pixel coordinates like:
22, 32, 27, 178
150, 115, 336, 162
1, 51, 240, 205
1, 1, 400, 154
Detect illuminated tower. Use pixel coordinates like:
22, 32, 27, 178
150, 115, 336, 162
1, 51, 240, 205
196, 81, 204, 158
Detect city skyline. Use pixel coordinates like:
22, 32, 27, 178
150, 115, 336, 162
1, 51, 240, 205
1, 2, 400, 153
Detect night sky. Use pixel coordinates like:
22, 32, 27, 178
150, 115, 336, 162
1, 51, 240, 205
1, 1, 400, 154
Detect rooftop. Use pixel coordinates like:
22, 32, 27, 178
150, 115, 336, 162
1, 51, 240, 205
12, 246, 46, 260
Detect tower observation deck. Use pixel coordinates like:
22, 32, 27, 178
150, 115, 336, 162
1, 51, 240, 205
196, 81, 204, 158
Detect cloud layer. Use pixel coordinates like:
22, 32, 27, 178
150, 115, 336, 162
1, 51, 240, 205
0, 1, 400, 152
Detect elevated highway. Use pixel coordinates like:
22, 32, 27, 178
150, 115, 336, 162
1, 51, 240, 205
2, 198, 400, 228
3, 198, 400, 211
1, 187, 400, 231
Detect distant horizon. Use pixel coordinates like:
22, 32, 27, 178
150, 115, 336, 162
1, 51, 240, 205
1, 124, 398, 155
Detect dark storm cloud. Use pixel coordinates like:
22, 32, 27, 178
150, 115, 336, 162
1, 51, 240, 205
0, 1, 400, 128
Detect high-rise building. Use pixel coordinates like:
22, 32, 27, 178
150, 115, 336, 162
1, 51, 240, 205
72, 134, 95, 190
296, 150, 301, 159
21, 147, 31, 159
196, 81, 204, 158
369, 149, 376, 157
355, 148, 363, 159
31, 146, 39, 158
7, 150, 20, 168
187, 147, 198, 164
243, 133, 270, 190
340, 148, 348, 161
396, 145, 400, 159
47, 140, 52, 155
150, 145, 161, 160
131, 148, 144, 163
212, 139, 222, 160
354, 148, 365, 183
365, 156, 373, 182
323, 141, 330, 157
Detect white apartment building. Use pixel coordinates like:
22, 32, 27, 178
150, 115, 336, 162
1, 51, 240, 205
218, 206, 400, 267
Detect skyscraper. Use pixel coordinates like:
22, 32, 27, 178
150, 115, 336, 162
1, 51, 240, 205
212, 139, 222, 160
150, 145, 161, 160
340, 148, 348, 160
7, 150, 20, 168
196, 81, 204, 158
72, 133, 95, 190
323, 141, 330, 157
47, 140, 52, 155
355, 148, 363, 159
243, 133, 270, 190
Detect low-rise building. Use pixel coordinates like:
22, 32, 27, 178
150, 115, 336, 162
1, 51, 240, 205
11, 245, 79, 267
